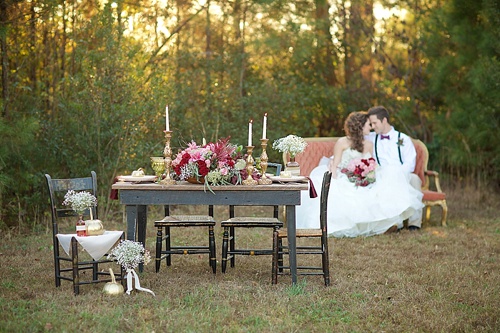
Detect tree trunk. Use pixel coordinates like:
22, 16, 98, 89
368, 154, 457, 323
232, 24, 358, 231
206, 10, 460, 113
344, 0, 374, 90
0, 0, 8, 119
314, 0, 338, 86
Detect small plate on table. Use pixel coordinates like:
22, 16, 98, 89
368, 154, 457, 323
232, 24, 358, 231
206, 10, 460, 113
118, 175, 157, 182
269, 175, 308, 183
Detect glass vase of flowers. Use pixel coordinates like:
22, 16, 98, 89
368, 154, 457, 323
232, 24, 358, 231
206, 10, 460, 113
272, 135, 307, 175
63, 190, 100, 236
340, 157, 377, 187
172, 137, 254, 190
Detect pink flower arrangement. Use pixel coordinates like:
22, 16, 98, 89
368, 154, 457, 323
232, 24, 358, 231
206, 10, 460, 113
341, 157, 377, 187
172, 137, 251, 186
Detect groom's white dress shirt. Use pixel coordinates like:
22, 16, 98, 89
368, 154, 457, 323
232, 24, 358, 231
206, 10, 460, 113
366, 127, 416, 175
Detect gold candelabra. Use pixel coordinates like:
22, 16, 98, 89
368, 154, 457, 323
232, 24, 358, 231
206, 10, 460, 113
258, 138, 272, 185
242, 146, 258, 186
160, 130, 177, 185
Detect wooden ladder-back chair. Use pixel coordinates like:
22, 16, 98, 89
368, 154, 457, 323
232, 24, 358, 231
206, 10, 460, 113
45, 171, 124, 295
221, 205, 283, 275
220, 163, 284, 277
273, 171, 332, 286
412, 139, 448, 226
154, 205, 217, 274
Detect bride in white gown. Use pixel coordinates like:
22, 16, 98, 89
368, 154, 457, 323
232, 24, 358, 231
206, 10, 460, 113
296, 111, 423, 237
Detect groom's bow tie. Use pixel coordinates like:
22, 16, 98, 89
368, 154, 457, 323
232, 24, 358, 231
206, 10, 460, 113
380, 134, 390, 140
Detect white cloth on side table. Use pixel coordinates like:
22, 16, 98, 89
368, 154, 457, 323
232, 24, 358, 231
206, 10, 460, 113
56, 231, 124, 261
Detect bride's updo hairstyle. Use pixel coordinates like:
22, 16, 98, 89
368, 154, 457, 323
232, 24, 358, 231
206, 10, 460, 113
344, 111, 368, 153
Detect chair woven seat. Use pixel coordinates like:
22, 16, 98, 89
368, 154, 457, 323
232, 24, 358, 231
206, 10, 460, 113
221, 217, 283, 228
277, 228, 323, 238
155, 215, 216, 226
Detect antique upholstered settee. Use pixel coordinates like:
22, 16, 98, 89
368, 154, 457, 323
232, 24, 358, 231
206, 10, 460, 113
294, 137, 448, 226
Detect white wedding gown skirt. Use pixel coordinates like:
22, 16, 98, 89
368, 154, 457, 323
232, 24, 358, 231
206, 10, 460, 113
296, 150, 424, 238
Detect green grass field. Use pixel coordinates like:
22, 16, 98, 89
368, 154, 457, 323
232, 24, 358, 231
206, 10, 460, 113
1, 186, 499, 332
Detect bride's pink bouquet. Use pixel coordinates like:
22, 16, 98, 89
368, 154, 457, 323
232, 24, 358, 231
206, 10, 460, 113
341, 157, 377, 187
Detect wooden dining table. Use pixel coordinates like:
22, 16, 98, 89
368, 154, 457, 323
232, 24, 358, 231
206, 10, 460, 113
111, 180, 309, 284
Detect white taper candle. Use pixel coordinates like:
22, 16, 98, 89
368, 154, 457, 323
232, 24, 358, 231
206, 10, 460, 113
165, 105, 170, 131
248, 120, 253, 146
262, 113, 267, 139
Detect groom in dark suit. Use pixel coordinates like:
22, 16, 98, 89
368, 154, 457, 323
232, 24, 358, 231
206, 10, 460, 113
367, 106, 423, 231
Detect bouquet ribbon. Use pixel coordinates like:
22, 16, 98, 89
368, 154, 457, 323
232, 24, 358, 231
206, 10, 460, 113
126, 269, 155, 296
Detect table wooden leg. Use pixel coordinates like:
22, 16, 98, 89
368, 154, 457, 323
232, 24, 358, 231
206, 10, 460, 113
126, 205, 148, 272
125, 205, 138, 241
286, 205, 297, 284
137, 205, 148, 246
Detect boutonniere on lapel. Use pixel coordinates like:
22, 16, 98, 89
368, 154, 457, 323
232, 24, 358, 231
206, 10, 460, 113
397, 138, 404, 147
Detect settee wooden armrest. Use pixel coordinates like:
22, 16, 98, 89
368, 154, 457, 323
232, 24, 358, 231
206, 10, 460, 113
424, 170, 443, 193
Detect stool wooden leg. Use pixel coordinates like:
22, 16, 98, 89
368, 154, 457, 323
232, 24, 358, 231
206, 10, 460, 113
272, 228, 278, 285
166, 226, 172, 266
155, 227, 162, 273
54, 238, 61, 288
71, 237, 80, 295
209, 226, 217, 274
221, 227, 229, 273
278, 238, 284, 273
322, 237, 330, 287
229, 226, 236, 268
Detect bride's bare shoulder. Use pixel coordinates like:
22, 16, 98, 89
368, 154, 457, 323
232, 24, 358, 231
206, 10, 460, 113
337, 136, 350, 147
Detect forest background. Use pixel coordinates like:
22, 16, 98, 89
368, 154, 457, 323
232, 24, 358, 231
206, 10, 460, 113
0, 0, 498, 230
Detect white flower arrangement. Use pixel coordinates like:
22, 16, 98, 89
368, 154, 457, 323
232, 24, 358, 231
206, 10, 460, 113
272, 135, 307, 158
107, 240, 151, 270
62, 190, 97, 215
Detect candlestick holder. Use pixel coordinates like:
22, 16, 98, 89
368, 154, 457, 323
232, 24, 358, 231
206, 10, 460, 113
242, 146, 258, 186
160, 130, 177, 185
258, 138, 272, 185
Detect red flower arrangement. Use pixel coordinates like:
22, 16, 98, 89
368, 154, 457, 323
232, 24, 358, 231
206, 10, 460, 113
341, 157, 377, 187
172, 137, 252, 187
